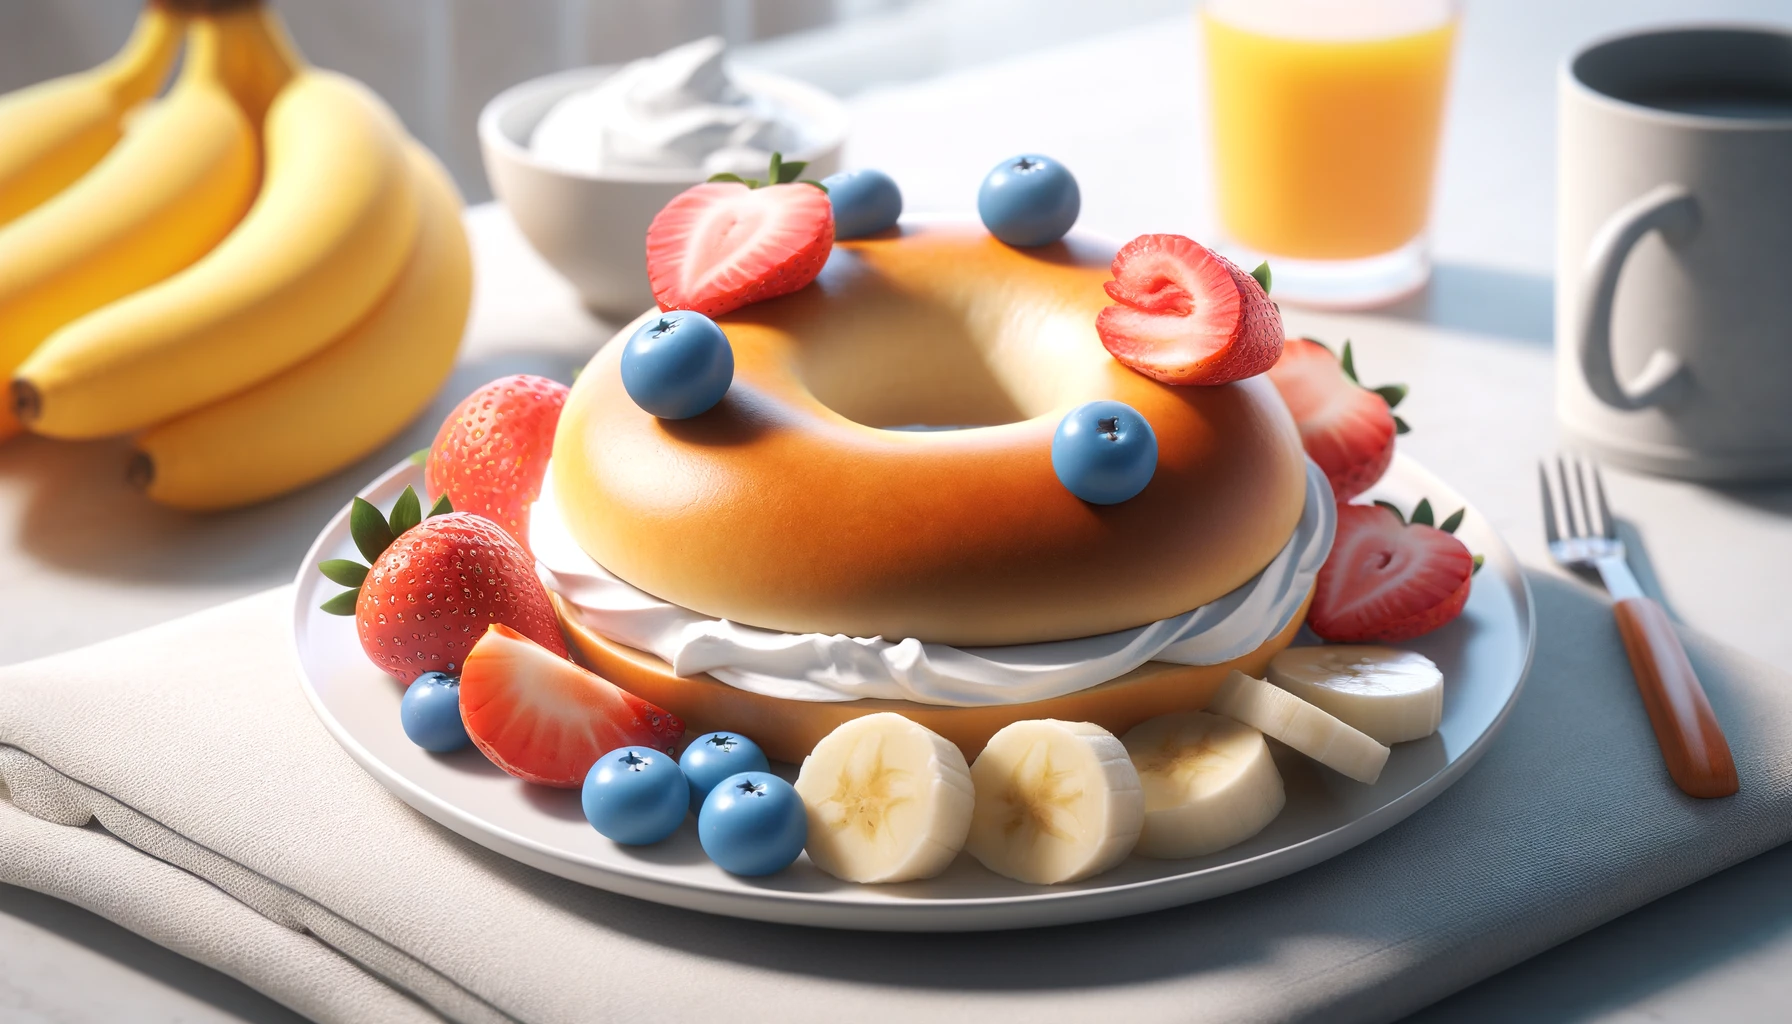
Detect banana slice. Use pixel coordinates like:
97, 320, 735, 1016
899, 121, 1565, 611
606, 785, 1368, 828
1209, 671, 1390, 784
1268, 646, 1444, 745
795, 712, 974, 884
965, 719, 1143, 885
1121, 712, 1285, 859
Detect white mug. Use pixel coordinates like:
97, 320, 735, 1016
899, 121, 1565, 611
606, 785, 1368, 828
1556, 27, 1792, 481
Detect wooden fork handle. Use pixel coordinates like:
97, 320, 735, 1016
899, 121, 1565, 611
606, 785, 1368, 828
1613, 596, 1739, 798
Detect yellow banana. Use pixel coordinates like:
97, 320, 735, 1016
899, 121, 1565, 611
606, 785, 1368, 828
13, 68, 421, 439
0, 16, 258, 441
0, 2, 184, 228
131, 144, 470, 511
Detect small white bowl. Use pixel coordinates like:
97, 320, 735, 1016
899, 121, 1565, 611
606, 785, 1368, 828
479, 65, 848, 318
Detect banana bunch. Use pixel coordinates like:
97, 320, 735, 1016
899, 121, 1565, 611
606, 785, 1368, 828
0, 0, 470, 511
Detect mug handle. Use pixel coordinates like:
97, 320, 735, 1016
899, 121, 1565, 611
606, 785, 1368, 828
1577, 184, 1698, 410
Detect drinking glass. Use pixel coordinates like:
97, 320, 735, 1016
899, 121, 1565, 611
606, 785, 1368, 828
1202, 0, 1457, 309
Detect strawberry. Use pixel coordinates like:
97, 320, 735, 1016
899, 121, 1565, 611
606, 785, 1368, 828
459, 623, 684, 787
1095, 234, 1284, 386
1309, 500, 1477, 643
423, 374, 569, 554
1267, 338, 1409, 501
316, 487, 568, 682
647, 152, 834, 318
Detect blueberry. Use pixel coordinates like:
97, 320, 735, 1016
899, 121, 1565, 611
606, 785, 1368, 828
697, 771, 807, 876
1051, 400, 1158, 504
400, 672, 470, 752
977, 154, 1080, 247
821, 168, 903, 239
582, 746, 689, 845
679, 731, 771, 813
620, 310, 733, 419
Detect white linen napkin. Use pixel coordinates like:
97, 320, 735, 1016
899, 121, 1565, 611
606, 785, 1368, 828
1, 570, 1789, 1024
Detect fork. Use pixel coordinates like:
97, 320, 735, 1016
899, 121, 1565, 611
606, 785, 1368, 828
1540, 455, 1738, 798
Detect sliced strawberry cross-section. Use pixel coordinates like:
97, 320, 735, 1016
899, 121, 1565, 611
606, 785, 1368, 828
647, 178, 834, 318
460, 624, 684, 788
1095, 234, 1283, 386
1309, 502, 1475, 643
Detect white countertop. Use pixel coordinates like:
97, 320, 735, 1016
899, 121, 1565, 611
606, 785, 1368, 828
4, 1, 1791, 1020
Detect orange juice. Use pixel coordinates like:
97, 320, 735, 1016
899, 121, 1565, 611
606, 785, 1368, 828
1204, 1, 1455, 261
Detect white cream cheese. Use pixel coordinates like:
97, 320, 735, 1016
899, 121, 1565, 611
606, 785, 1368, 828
530, 35, 810, 178
532, 460, 1335, 707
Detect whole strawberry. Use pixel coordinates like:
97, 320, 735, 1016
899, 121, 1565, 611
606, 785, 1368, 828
317, 486, 569, 682
424, 374, 569, 554
1266, 338, 1409, 501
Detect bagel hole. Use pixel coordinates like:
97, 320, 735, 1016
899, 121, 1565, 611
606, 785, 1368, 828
787, 287, 1107, 430
796, 311, 1029, 429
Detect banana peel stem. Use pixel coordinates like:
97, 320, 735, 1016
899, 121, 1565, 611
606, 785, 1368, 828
97, 2, 187, 107
201, 2, 306, 128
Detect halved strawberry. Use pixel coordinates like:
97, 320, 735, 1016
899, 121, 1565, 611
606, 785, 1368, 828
1310, 502, 1474, 643
424, 374, 569, 555
1267, 338, 1408, 501
459, 624, 684, 788
646, 154, 833, 318
1095, 234, 1283, 385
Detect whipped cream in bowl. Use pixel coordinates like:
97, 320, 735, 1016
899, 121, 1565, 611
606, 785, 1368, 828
530, 36, 814, 180
532, 460, 1336, 708
478, 37, 847, 314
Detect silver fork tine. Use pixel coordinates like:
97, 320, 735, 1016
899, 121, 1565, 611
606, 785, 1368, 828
1591, 461, 1618, 539
1538, 461, 1561, 544
1556, 456, 1583, 537
1574, 457, 1599, 538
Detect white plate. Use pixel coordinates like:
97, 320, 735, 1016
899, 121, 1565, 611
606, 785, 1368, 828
291, 454, 1533, 932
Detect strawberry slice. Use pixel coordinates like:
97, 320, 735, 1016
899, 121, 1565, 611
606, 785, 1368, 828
460, 624, 684, 788
1267, 338, 1404, 501
1095, 234, 1283, 386
424, 374, 569, 555
646, 180, 833, 318
1309, 503, 1474, 643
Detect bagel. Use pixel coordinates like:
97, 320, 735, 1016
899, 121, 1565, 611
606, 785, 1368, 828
553, 589, 1312, 762
551, 222, 1308, 647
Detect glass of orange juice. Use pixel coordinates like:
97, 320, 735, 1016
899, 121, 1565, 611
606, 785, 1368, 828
1202, 0, 1457, 308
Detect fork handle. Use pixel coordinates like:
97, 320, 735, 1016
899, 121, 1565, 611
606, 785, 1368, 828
1612, 597, 1738, 798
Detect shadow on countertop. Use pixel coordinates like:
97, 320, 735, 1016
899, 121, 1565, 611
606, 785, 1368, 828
1382, 262, 1555, 347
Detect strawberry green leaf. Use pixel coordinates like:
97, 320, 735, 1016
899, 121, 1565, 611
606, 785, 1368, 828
1394, 415, 1412, 435
801, 179, 829, 194
766, 152, 783, 188
317, 558, 368, 588
1439, 507, 1466, 534
319, 589, 359, 616
428, 493, 453, 518
1372, 499, 1405, 523
1250, 261, 1272, 294
387, 485, 421, 538
1411, 498, 1435, 526
349, 496, 395, 563
1341, 341, 1359, 384
408, 447, 429, 467
1472, 553, 1485, 575
706, 172, 758, 187
776, 159, 807, 184
1373, 383, 1408, 409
